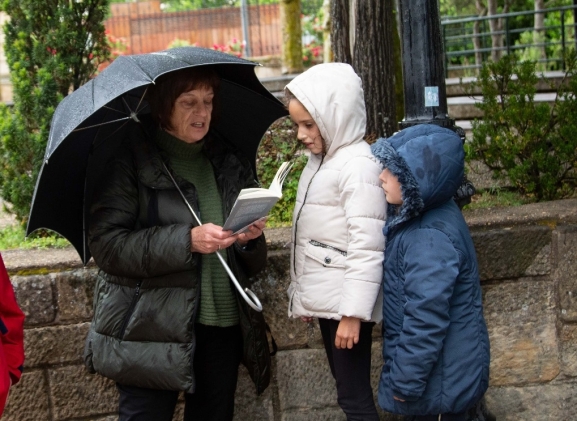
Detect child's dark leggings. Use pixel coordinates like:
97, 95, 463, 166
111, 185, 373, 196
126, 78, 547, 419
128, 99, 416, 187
319, 318, 379, 421
405, 413, 467, 421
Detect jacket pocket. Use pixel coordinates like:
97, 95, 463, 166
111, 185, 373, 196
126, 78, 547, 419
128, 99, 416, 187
305, 240, 347, 268
118, 281, 142, 339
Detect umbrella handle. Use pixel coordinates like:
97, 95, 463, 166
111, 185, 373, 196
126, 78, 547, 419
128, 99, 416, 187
161, 162, 264, 312
215, 250, 263, 312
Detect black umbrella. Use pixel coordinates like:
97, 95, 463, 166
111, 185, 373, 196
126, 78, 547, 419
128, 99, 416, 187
26, 46, 288, 266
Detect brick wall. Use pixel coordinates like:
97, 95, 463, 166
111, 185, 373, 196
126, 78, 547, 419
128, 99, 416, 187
3, 199, 577, 420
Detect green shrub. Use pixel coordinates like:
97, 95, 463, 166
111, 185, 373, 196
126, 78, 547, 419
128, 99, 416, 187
0, 0, 110, 223
256, 117, 307, 227
0, 225, 70, 250
468, 53, 577, 201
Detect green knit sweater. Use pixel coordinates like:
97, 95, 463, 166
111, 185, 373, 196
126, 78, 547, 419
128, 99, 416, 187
155, 130, 239, 327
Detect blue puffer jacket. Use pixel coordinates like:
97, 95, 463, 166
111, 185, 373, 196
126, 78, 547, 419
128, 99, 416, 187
371, 125, 490, 416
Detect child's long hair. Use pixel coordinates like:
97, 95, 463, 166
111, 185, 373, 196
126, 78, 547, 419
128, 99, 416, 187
284, 88, 327, 155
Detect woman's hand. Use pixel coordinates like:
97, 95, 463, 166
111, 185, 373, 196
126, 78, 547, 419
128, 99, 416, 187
335, 316, 361, 349
300, 316, 313, 323
190, 223, 237, 254
236, 218, 266, 247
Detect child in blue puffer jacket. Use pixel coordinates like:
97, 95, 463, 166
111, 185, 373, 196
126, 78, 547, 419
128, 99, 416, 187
371, 124, 490, 421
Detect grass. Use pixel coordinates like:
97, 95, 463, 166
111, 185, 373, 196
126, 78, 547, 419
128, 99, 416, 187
0, 224, 71, 250
463, 188, 535, 210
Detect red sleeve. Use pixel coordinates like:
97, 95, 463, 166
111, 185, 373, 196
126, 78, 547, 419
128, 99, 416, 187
0, 254, 25, 385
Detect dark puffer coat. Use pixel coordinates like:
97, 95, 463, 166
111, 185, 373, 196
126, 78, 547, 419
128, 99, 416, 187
83, 118, 271, 395
371, 125, 490, 416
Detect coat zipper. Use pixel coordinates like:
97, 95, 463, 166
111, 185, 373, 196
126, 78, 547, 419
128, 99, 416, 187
292, 154, 325, 274
309, 240, 347, 256
118, 280, 142, 339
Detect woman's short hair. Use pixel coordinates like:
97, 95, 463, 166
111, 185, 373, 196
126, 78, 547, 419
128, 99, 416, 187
147, 66, 221, 131
283, 87, 296, 108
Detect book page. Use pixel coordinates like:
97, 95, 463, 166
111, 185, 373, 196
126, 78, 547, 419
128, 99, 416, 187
222, 161, 293, 234
269, 161, 293, 196
222, 196, 279, 233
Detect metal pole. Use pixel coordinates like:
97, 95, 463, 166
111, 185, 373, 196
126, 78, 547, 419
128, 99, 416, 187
398, 0, 452, 129
240, 0, 252, 57
398, 0, 475, 207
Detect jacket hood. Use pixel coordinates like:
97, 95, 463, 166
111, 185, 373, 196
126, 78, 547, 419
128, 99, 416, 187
285, 63, 366, 157
371, 124, 464, 229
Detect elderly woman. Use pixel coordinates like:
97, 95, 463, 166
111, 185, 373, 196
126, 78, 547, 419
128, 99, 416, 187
83, 66, 269, 421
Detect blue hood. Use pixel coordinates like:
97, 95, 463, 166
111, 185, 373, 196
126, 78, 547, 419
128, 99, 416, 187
371, 124, 464, 229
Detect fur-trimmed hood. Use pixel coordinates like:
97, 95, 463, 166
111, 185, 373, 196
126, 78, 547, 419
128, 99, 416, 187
371, 124, 464, 231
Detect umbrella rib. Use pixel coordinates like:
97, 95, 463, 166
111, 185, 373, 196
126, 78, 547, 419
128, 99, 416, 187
134, 86, 148, 113
72, 116, 132, 132
92, 119, 132, 151
120, 87, 149, 121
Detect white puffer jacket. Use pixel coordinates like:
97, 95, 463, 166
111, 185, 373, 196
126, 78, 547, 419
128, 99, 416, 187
286, 63, 387, 322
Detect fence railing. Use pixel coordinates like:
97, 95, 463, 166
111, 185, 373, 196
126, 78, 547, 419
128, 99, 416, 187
441, 5, 577, 77
102, 4, 577, 76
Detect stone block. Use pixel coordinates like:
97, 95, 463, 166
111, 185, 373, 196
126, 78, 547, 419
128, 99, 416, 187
49, 365, 117, 420
234, 365, 274, 420
485, 382, 577, 420
2, 370, 50, 421
276, 349, 337, 411
448, 102, 482, 120
483, 280, 559, 386
553, 226, 577, 322
560, 324, 577, 377
524, 243, 551, 276
281, 406, 401, 421
472, 226, 551, 281
54, 269, 98, 322
172, 402, 184, 421
281, 407, 346, 421
371, 339, 384, 390
11, 274, 56, 325
24, 323, 90, 367
252, 252, 309, 350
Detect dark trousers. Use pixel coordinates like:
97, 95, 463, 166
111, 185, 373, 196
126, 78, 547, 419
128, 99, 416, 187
319, 318, 379, 421
117, 323, 243, 421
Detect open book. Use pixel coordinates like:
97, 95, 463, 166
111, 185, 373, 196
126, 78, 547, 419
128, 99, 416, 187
222, 161, 293, 234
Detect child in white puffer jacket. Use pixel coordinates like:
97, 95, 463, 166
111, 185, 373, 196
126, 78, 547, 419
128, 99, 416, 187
285, 63, 387, 420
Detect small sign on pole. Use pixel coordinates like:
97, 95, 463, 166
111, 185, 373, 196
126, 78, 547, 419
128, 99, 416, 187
425, 86, 439, 107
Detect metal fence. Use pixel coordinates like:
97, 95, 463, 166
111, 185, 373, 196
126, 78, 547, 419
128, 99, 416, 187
442, 5, 577, 76
104, 3, 577, 76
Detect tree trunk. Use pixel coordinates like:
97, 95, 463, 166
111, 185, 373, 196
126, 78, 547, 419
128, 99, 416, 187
487, 0, 502, 62
474, 1, 487, 69
321, 0, 332, 62
280, 0, 304, 74
352, 0, 397, 137
331, 0, 352, 64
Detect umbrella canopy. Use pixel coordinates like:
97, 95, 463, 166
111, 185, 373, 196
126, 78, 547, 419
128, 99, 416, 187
27, 47, 288, 264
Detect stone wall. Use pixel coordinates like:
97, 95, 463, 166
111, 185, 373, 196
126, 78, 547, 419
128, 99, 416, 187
3, 199, 577, 420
